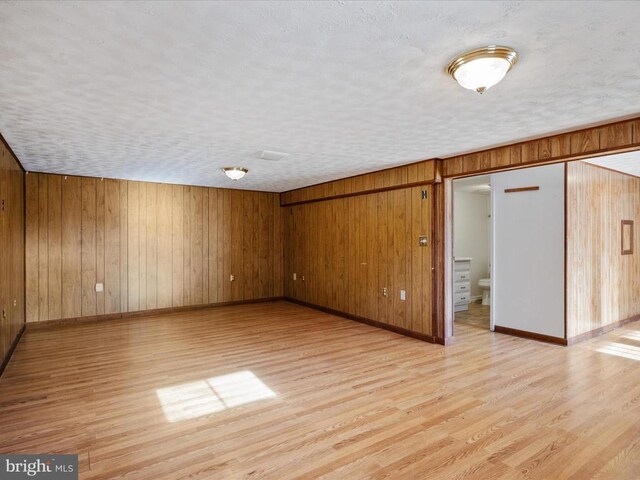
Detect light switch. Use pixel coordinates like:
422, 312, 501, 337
400, 290, 406, 301
230, 274, 235, 282
95, 283, 104, 293
293, 273, 297, 281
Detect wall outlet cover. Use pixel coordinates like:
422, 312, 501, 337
95, 283, 104, 292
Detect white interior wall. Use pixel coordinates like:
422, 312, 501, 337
491, 163, 565, 338
453, 191, 491, 298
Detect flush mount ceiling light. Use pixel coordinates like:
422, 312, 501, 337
223, 167, 248, 181
447, 45, 518, 94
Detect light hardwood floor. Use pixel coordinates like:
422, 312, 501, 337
455, 301, 490, 330
2, 301, 640, 479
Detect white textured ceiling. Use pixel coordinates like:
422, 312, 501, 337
584, 151, 640, 178
1, 1, 639, 192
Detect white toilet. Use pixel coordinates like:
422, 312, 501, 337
478, 278, 491, 306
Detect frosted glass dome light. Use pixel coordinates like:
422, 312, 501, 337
223, 167, 248, 180
447, 46, 518, 94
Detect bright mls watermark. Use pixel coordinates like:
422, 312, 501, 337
0, 455, 77, 480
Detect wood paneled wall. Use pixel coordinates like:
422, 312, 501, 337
284, 185, 434, 339
442, 118, 640, 177
281, 160, 438, 206
0, 139, 25, 366
566, 162, 640, 340
25, 173, 283, 323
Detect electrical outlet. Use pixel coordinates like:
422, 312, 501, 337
301, 275, 305, 281
400, 290, 406, 301
382, 287, 388, 297
230, 274, 235, 282
95, 283, 104, 293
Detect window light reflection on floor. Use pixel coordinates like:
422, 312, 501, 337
156, 370, 276, 422
621, 331, 640, 342
596, 342, 640, 362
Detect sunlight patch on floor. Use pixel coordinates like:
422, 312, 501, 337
156, 370, 276, 422
621, 331, 640, 342
596, 342, 640, 361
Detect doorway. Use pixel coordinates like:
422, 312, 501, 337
450, 164, 566, 339
452, 175, 492, 331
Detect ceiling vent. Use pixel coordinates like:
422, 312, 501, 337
258, 150, 289, 161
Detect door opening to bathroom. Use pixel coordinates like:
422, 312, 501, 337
452, 175, 493, 332
449, 164, 567, 340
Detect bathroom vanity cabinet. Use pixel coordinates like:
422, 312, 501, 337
454, 258, 472, 312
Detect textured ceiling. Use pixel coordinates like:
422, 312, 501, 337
1, 1, 639, 192
584, 151, 640, 178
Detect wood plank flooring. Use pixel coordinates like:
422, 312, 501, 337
2, 301, 640, 479
455, 301, 490, 330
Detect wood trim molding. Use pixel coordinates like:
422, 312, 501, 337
284, 297, 445, 345
26, 297, 284, 330
622, 220, 634, 255
441, 116, 640, 178
567, 314, 640, 345
281, 179, 439, 207
494, 325, 568, 346
504, 186, 539, 193
0, 323, 26, 378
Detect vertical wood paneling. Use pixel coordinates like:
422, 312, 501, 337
156, 184, 172, 308
146, 183, 157, 309
182, 186, 192, 305
284, 185, 434, 337
62, 177, 82, 318
566, 162, 640, 339
96, 179, 105, 315
0, 140, 25, 361
217, 190, 226, 302
25, 173, 282, 322
257, 193, 270, 298
80, 177, 96, 317
190, 187, 205, 305
171, 184, 184, 307
127, 182, 140, 312
373, 193, 385, 322
271, 195, 281, 297
202, 187, 209, 304
47, 175, 62, 321
138, 183, 147, 311
119, 180, 128, 313
25, 174, 39, 322
207, 189, 218, 304
104, 179, 120, 314
281, 160, 438, 205
230, 190, 243, 301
